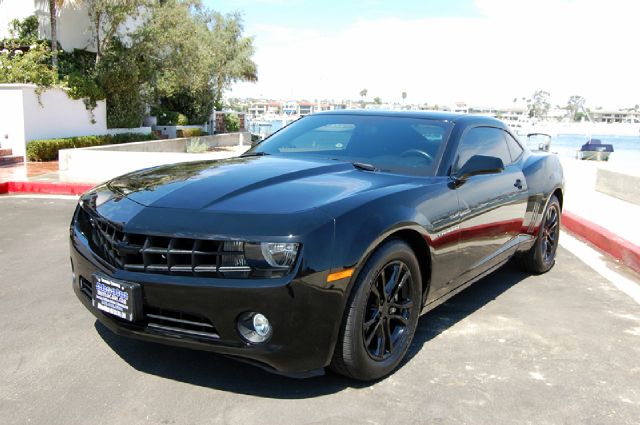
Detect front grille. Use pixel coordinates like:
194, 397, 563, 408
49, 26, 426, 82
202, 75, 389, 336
76, 207, 250, 278
145, 307, 220, 340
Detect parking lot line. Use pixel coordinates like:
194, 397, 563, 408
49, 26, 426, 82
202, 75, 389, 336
560, 231, 640, 305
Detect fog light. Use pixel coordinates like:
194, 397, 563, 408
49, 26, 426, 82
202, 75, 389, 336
252, 313, 271, 337
237, 312, 272, 343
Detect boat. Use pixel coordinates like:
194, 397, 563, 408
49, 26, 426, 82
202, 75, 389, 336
576, 138, 614, 161
526, 133, 552, 152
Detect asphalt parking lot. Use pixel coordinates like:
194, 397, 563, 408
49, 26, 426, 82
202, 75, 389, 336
1, 196, 639, 425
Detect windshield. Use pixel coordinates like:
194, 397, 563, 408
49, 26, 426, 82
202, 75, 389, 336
249, 114, 452, 176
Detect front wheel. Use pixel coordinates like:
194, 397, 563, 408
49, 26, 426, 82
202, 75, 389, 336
517, 194, 561, 273
330, 240, 422, 381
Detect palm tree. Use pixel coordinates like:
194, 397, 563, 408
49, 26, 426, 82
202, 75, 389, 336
44, 0, 67, 68
401, 91, 407, 105
359, 88, 368, 102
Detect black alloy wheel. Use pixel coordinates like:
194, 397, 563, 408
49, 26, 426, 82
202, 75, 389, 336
541, 203, 560, 264
517, 194, 561, 274
330, 239, 422, 381
363, 261, 414, 361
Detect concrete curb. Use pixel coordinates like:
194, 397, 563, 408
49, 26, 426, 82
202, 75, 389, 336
0, 181, 93, 196
562, 210, 640, 274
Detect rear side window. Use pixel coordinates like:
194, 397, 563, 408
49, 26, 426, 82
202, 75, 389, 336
504, 131, 524, 162
454, 127, 511, 172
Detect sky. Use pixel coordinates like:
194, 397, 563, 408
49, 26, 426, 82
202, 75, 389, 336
203, 0, 640, 109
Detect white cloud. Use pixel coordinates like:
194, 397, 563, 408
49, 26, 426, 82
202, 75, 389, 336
231, 0, 640, 108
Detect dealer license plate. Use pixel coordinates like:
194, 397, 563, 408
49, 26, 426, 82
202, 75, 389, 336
92, 274, 140, 322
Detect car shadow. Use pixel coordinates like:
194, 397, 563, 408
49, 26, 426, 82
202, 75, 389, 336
95, 260, 529, 399
404, 260, 528, 363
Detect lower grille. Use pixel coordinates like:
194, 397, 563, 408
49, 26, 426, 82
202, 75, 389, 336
145, 307, 220, 340
79, 277, 92, 299
77, 273, 219, 339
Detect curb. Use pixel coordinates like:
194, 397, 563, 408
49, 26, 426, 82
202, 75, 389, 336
562, 210, 640, 274
0, 181, 93, 196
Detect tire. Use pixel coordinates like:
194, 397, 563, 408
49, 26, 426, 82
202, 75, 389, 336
517, 194, 561, 274
330, 239, 422, 381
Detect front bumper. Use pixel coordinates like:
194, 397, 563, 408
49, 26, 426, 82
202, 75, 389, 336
70, 228, 346, 376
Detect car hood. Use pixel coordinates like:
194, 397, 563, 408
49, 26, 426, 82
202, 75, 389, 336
103, 156, 422, 214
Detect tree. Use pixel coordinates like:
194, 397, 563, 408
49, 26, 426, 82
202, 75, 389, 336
359, 88, 368, 101
132, 1, 256, 121
132, 0, 216, 120
39, 0, 73, 68
528, 90, 550, 119
208, 11, 257, 110
373, 96, 382, 105
84, 0, 147, 65
401, 91, 407, 105
566, 95, 586, 121
48, 0, 61, 67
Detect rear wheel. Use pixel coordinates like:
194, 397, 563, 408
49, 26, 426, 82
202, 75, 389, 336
330, 240, 422, 381
517, 194, 561, 273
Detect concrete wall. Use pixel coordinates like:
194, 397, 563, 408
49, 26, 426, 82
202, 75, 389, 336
596, 168, 640, 206
21, 85, 107, 141
0, 84, 107, 158
58, 133, 250, 183
0, 88, 26, 156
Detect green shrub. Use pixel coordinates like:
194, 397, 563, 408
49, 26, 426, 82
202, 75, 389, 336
159, 87, 214, 125
156, 110, 189, 126
223, 113, 240, 132
26, 133, 156, 161
7, 15, 39, 45
0, 43, 57, 88
176, 113, 189, 126
177, 128, 202, 138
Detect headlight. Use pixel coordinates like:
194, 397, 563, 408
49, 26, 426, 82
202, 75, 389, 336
260, 243, 298, 268
244, 242, 300, 277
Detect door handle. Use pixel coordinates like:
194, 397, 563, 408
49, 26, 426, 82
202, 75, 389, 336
514, 179, 523, 190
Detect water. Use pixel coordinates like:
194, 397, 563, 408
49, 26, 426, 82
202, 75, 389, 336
522, 134, 640, 166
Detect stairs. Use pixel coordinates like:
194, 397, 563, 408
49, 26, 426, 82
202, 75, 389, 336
0, 148, 24, 166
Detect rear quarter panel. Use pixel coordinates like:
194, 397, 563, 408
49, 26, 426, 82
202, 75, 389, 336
520, 151, 565, 239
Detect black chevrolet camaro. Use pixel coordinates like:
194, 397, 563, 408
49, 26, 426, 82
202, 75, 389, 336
70, 111, 564, 380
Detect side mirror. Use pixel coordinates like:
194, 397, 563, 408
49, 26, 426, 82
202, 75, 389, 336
455, 155, 504, 181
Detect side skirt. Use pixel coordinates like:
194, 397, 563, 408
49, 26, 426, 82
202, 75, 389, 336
420, 256, 511, 315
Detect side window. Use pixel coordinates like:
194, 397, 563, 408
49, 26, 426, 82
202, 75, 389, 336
454, 127, 511, 172
504, 131, 524, 162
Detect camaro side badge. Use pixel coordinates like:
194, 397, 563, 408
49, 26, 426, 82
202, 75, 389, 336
434, 225, 460, 240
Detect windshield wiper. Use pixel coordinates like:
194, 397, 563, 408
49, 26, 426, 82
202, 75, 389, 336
240, 151, 271, 158
351, 161, 378, 172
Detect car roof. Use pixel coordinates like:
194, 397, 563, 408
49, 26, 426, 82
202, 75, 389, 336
313, 109, 506, 128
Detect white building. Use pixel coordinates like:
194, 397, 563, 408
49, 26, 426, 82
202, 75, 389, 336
0, 0, 143, 52
0, 1, 146, 161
